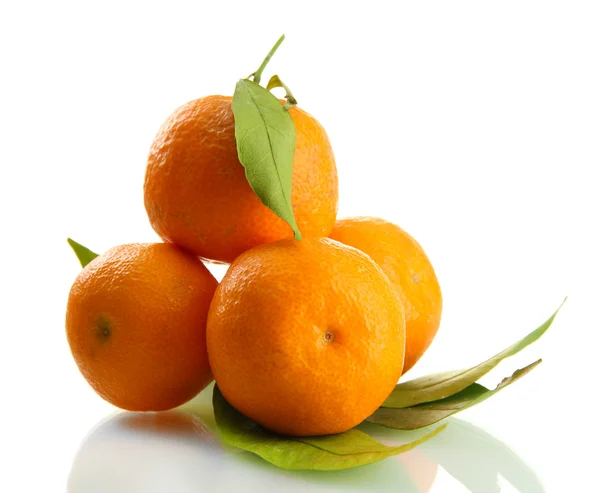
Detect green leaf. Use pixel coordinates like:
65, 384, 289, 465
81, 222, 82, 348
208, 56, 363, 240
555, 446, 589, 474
368, 360, 541, 430
212, 385, 445, 471
67, 238, 99, 268
384, 301, 564, 409
232, 79, 302, 240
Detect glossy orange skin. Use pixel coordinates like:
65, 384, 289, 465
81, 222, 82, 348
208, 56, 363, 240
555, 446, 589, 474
207, 237, 405, 436
330, 217, 442, 374
144, 95, 338, 263
66, 243, 218, 411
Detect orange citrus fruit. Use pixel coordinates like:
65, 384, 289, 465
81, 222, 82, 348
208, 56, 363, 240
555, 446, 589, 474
206, 237, 405, 436
330, 217, 442, 374
66, 243, 217, 411
144, 95, 338, 263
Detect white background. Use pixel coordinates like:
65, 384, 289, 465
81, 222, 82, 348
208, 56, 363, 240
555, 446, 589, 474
1, 1, 598, 491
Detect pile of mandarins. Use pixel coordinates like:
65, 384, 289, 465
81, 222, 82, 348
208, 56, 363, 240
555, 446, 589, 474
66, 94, 442, 437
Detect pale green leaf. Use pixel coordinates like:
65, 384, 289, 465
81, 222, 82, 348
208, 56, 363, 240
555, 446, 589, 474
232, 79, 301, 240
384, 301, 564, 409
369, 360, 541, 430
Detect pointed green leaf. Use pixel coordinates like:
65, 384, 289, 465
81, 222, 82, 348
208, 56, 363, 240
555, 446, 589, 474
212, 385, 445, 471
369, 360, 541, 430
232, 79, 301, 240
67, 238, 99, 268
384, 301, 564, 409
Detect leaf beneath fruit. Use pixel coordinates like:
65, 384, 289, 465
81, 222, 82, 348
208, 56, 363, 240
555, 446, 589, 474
232, 79, 301, 240
368, 360, 541, 430
383, 301, 564, 409
68, 238, 99, 268
212, 386, 445, 471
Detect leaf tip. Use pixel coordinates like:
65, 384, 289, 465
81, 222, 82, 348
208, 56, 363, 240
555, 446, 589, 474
67, 237, 85, 255
68, 237, 99, 269
544, 297, 568, 326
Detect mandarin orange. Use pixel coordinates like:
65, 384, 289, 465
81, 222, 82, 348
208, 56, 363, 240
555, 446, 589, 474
144, 95, 338, 263
330, 217, 442, 374
66, 243, 217, 411
206, 237, 405, 436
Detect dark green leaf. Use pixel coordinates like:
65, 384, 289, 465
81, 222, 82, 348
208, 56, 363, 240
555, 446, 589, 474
232, 79, 301, 240
369, 360, 541, 430
67, 238, 99, 268
212, 385, 445, 471
384, 301, 564, 408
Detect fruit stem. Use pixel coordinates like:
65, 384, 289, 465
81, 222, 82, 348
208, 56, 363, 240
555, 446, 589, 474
252, 35, 285, 85
280, 82, 297, 110
266, 75, 298, 110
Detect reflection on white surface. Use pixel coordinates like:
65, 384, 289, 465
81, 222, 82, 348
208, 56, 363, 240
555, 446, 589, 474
362, 420, 546, 493
424, 421, 545, 492
67, 389, 545, 493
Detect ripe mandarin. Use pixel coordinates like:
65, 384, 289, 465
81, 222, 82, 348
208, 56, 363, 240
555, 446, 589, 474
66, 243, 217, 411
207, 237, 405, 436
330, 217, 442, 374
144, 95, 338, 263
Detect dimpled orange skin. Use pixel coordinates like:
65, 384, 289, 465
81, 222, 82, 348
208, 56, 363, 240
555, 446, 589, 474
329, 217, 442, 374
144, 95, 338, 263
207, 237, 405, 437
66, 243, 218, 411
